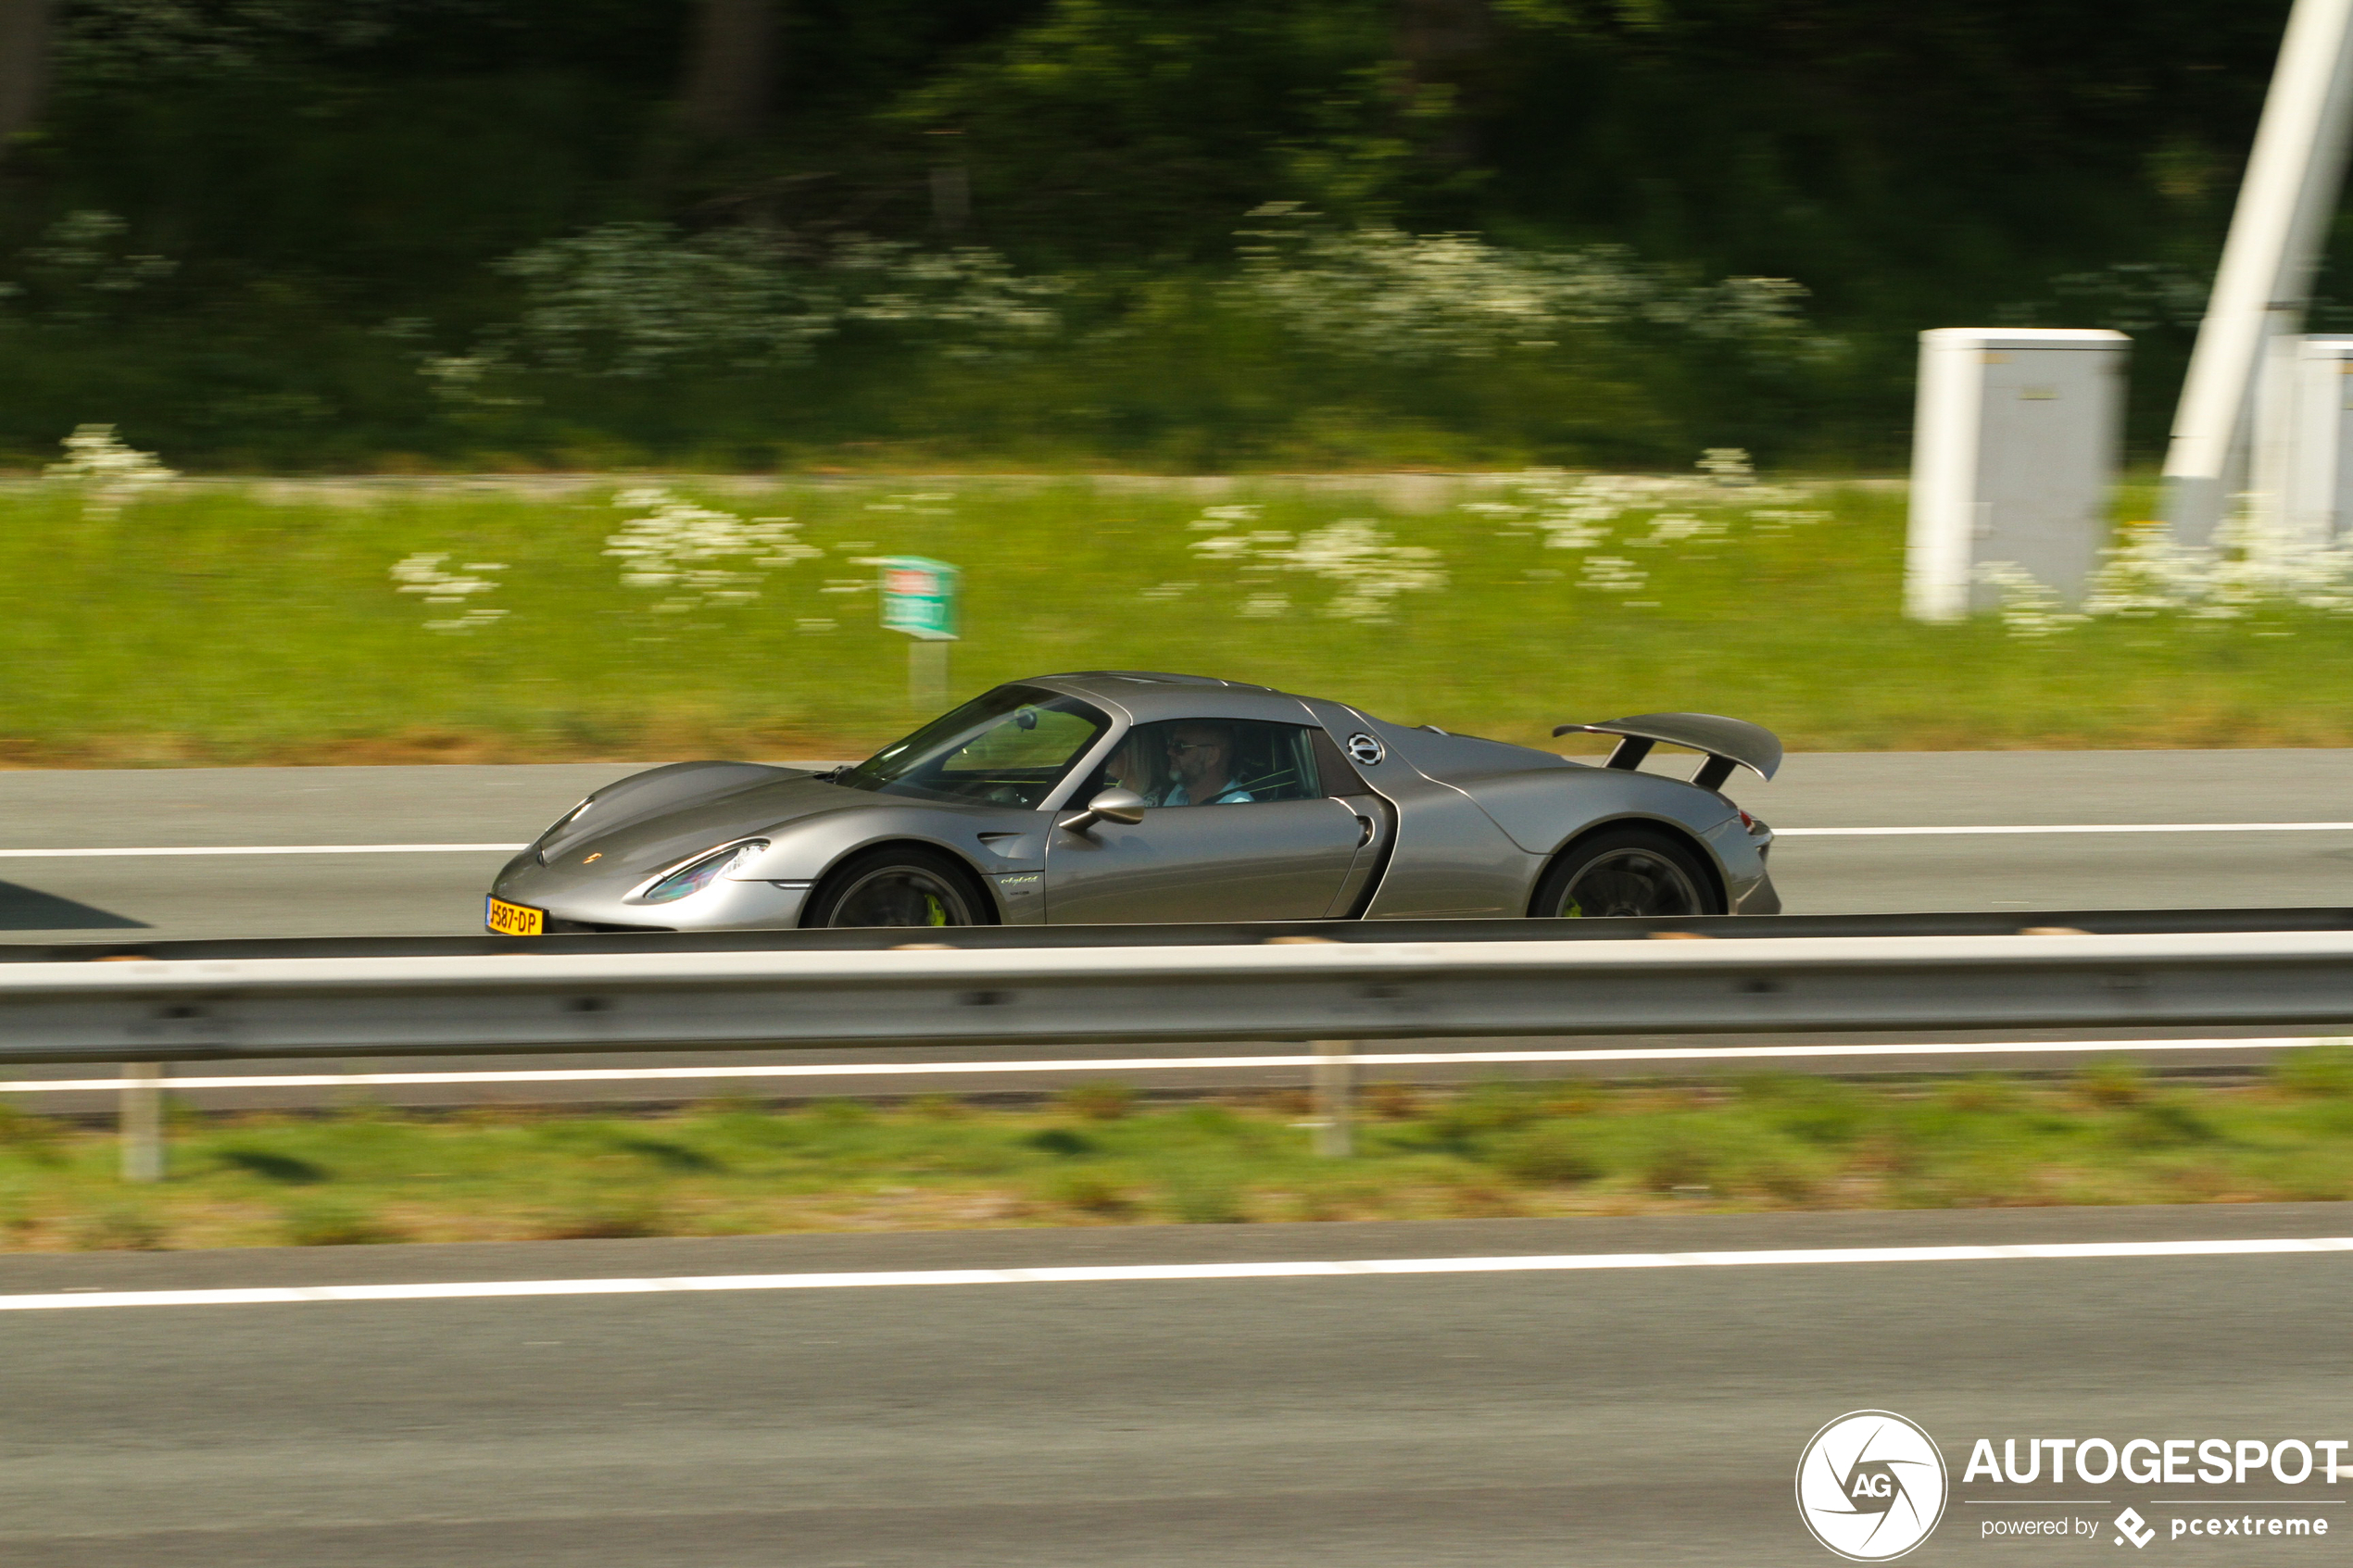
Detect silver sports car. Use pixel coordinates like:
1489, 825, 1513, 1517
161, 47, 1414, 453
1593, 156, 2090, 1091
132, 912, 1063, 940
485, 671, 1781, 934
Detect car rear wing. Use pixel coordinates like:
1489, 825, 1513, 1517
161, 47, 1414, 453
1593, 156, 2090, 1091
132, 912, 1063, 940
1552, 712, 1782, 792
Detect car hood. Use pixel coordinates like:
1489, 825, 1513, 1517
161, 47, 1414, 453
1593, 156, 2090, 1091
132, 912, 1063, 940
514, 773, 879, 898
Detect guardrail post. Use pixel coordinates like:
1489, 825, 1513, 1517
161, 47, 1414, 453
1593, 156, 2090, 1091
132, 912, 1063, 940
1313, 1040, 1354, 1157
120, 1062, 165, 1183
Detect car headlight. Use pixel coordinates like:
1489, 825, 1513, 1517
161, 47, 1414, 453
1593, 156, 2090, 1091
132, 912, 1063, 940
635, 840, 770, 904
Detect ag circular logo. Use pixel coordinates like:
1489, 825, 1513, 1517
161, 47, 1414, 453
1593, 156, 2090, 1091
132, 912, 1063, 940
1344, 732, 1385, 766
1795, 1411, 1947, 1562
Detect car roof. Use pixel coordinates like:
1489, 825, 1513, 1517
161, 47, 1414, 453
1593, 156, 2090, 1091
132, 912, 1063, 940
1019, 671, 1318, 723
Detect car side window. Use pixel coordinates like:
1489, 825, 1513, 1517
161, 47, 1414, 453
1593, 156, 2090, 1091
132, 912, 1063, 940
1088, 720, 1325, 807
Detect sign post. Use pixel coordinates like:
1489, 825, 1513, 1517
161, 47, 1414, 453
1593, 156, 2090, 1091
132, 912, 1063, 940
878, 556, 960, 709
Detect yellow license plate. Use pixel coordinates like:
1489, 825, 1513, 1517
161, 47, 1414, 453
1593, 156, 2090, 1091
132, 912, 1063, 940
485, 897, 544, 936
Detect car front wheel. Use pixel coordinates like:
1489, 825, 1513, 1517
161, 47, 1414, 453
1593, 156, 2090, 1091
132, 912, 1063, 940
1531, 828, 1718, 919
804, 847, 988, 928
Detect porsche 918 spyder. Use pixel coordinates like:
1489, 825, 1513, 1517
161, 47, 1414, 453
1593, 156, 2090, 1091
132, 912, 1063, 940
485, 671, 1780, 933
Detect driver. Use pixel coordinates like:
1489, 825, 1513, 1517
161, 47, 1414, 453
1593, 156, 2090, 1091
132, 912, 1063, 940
1164, 721, 1254, 806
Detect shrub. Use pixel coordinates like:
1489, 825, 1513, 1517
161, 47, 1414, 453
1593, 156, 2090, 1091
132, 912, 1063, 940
1746, 1157, 1822, 1203
1363, 1081, 1423, 1120
69, 1205, 167, 1251
1543, 1082, 1602, 1118
1428, 1083, 1544, 1140
1640, 1135, 1714, 1192
1939, 1075, 2020, 1114
1059, 1082, 1136, 1122
1043, 1171, 1130, 1214
909, 1094, 967, 1119
532, 1188, 669, 1239
1159, 1168, 1246, 1224
1447, 1183, 1524, 1218
0, 1103, 66, 1163
2075, 1060, 2146, 1107
214, 1146, 328, 1184
281, 1199, 403, 1247
2272, 1045, 2353, 1098
1026, 1127, 1094, 1157
608, 1135, 721, 1173
1770, 1084, 1870, 1147
1176, 1104, 1242, 1137
1494, 1127, 1601, 1186
2120, 1099, 2217, 1148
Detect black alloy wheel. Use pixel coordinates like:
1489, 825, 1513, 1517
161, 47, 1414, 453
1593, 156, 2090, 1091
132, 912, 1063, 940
805, 847, 988, 928
1532, 828, 1718, 919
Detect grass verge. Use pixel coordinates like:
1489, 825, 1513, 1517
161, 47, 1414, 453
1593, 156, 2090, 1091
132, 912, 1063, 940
5, 470, 2353, 764
6, 1056, 2353, 1251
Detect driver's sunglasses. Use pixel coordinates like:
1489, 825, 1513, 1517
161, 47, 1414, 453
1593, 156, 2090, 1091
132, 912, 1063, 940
1167, 740, 1218, 754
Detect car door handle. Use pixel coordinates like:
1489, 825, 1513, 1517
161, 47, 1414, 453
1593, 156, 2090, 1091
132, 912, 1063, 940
1354, 814, 1376, 847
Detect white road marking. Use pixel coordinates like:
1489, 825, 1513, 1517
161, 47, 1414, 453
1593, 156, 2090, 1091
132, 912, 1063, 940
1777, 822, 2353, 837
5, 1236, 2347, 1311
0, 1035, 2333, 1094
0, 823, 2350, 858
0, 844, 527, 859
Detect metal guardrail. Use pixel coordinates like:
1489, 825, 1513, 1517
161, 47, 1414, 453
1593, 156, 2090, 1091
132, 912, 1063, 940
8, 904, 2352, 966
17, 912, 2352, 1179
9, 925, 2353, 1067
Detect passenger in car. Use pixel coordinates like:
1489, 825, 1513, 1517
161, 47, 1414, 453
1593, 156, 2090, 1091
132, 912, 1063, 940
1163, 721, 1256, 806
1101, 734, 1169, 804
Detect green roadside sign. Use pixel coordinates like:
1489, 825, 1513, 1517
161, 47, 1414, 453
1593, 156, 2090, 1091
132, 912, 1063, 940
879, 556, 960, 641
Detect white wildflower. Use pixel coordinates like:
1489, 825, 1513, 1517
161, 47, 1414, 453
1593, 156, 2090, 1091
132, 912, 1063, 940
1189, 516, 1447, 622
1631, 511, 1727, 548
1577, 556, 1649, 595
1698, 447, 1755, 486
1977, 561, 2086, 639
2062, 508, 2353, 633
1470, 458, 1825, 555
44, 424, 177, 518
477, 225, 1064, 381
391, 552, 507, 633
604, 486, 821, 615
1233, 205, 1807, 364
1750, 507, 1831, 534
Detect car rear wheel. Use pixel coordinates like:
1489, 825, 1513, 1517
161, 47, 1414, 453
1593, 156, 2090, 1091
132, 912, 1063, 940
1531, 828, 1718, 919
804, 847, 988, 928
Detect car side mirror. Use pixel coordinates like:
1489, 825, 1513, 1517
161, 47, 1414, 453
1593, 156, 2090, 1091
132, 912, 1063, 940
1060, 786, 1148, 834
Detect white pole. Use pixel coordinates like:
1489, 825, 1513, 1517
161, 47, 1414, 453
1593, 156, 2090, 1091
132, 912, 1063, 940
2162, 0, 2353, 546
120, 1062, 164, 1183
1312, 1040, 1353, 1158
908, 639, 950, 709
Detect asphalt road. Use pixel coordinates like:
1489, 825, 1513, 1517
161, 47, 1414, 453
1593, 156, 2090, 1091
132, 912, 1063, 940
1, 1204, 2347, 1567
2, 748, 2349, 941
0, 750, 2348, 1108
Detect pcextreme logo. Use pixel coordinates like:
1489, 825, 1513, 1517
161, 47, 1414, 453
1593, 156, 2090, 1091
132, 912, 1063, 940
1797, 1411, 1951, 1562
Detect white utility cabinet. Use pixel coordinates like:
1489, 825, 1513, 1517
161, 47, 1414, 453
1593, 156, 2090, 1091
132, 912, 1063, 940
2270, 334, 2353, 550
1905, 327, 2130, 621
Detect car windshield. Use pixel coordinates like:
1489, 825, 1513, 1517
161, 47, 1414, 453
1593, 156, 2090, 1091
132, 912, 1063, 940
834, 685, 1111, 809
